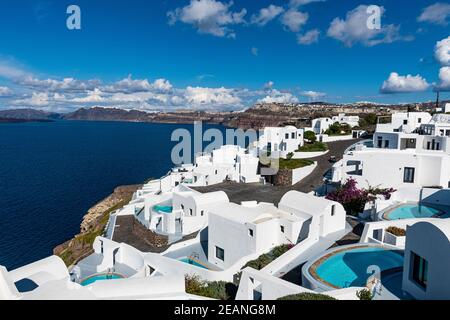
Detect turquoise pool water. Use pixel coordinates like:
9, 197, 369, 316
385, 204, 449, 220
314, 246, 404, 288
179, 258, 208, 269
153, 205, 173, 214
80, 273, 124, 286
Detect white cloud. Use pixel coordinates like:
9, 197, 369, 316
435, 36, 450, 66
297, 29, 320, 45
251, 47, 259, 56
152, 78, 173, 92
167, 0, 247, 38
289, 0, 325, 8
418, 3, 450, 26
251, 4, 284, 26
13, 92, 50, 107
0, 59, 30, 80
0, 86, 12, 97
259, 89, 299, 104
263, 81, 274, 90
20, 76, 100, 92
436, 67, 450, 91
71, 88, 105, 103
184, 86, 241, 107
300, 90, 326, 101
380, 72, 430, 93
327, 5, 412, 47
281, 9, 309, 32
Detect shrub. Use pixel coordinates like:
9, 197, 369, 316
297, 141, 328, 152
304, 130, 317, 143
326, 178, 396, 216
243, 244, 292, 270
325, 122, 351, 136
278, 158, 314, 170
356, 288, 373, 300
386, 226, 406, 237
286, 152, 294, 160
185, 275, 233, 300
278, 293, 337, 300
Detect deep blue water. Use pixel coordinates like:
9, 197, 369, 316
0, 120, 227, 270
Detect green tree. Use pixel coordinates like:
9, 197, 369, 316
304, 130, 317, 143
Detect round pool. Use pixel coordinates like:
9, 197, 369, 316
80, 273, 125, 286
382, 203, 450, 220
302, 245, 404, 290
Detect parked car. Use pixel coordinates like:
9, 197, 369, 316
329, 156, 337, 163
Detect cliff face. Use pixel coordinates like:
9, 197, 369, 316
54, 184, 141, 266
64, 101, 431, 130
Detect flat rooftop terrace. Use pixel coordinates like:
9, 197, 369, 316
193, 139, 360, 205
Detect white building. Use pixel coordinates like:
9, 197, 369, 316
308, 114, 360, 135
0, 246, 203, 300
130, 185, 230, 240
253, 126, 304, 158
331, 113, 450, 189
207, 192, 347, 270
332, 113, 360, 128
192, 145, 261, 185
403, 219, 450, 300
309, 117, 333, 134
375, 112, 432, 135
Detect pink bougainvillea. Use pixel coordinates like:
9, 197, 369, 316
326, 178, 396, 216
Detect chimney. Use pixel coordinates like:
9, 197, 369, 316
436, 91, 440, 110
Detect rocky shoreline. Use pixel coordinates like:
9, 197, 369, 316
53, 184, 141, 267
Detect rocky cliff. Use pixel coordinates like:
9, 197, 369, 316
54, 184, 141, 266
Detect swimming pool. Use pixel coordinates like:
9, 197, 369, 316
179, 258, 209, 269
383, 203, 450, 220
80, 273, 125, 286
153, 204, 173, 214
306, 245, 404, 289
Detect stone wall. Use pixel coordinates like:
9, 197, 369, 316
272, 169, 293, 186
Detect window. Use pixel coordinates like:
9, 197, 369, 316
280, 225, 285, 233
410, 252, 428, 289
404, 167, 415, 183
215, 246, 225, 261
189, 208, 193, 216
377, 137, 383, 148
384, 140, 390, 148
285, 133, 289, 139
403, 119, 408, 125
201, 210, 204, 216
248, 229, 254, 237
181, 204, 184, 210
291, 132, 295, 139
418, 118, 422, 124
331, 205, 336, 216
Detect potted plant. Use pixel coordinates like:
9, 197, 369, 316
384, 226, 406, 246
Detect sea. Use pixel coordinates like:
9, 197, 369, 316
0, 120, 228, 270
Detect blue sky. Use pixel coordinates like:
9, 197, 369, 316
0, 0, 449, 112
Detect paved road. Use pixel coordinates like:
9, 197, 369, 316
193, 139, 360, 205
